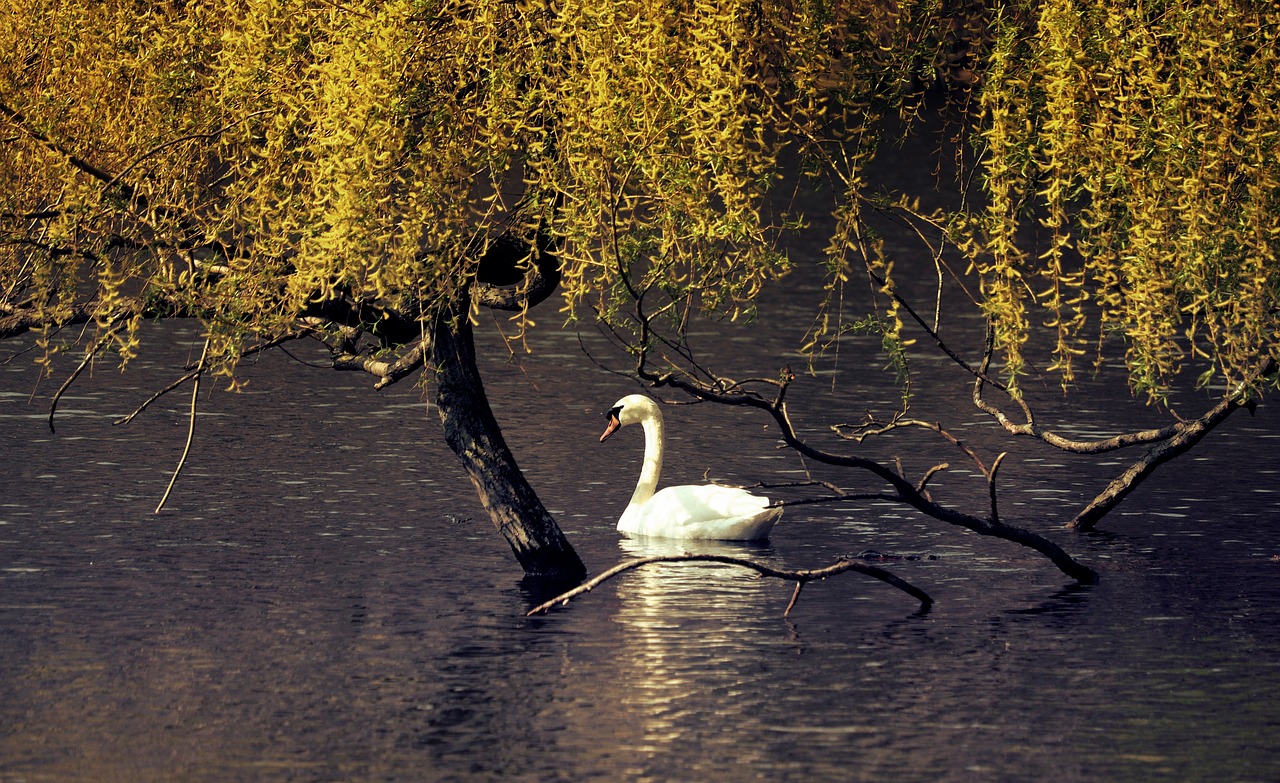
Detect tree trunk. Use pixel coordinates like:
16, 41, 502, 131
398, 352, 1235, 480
431, 301, 587, 582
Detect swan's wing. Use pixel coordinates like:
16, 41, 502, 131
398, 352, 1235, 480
619, 484, 782, 541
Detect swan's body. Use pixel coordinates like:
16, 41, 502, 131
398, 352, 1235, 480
599, 394, 782, 541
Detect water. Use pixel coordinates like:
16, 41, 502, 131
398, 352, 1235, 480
2, 300, 1278, 783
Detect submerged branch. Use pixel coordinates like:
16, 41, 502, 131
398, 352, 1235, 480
526, 553, 934, 617
619, 269, 1098, 584
1069, 358, 1277, 530
644, 367, 1099, 584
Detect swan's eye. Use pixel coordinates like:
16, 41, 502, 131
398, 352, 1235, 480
605, 406, 622, 419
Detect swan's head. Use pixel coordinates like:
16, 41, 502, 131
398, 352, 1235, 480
599, 394, 659, 442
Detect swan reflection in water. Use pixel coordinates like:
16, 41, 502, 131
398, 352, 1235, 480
607, 534, 782, 761
599, 394, 782, 541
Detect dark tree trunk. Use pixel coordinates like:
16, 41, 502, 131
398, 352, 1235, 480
431, 300, 587, 582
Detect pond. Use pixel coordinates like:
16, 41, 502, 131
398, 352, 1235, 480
3, 177, 1280, 782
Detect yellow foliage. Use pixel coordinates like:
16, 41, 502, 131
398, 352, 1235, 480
965, 0, 1280, 398
2, 0, 812, 370
1, 0, 1275, 402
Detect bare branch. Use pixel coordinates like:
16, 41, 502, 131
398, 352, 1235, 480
872, 268, 1206, 461
770, 492, 897, 509
917, 462, 948, 496
1069, 359, 1277, 530
115, 368, 200, 425
331, 336, 430, 389
624, 290, 1098, 583
836, 416, 990, 477
783, 582, 805, 616
987, 451, 1007, 524
155, 337, 209, 514
861, 260, 1004, 389
526, 553, 934, 617
1, 100, 128, 197
971, 324, 1183, 453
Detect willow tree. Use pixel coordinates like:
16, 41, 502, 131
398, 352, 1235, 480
0, 0, 807, 582
2, 0, 1277, 588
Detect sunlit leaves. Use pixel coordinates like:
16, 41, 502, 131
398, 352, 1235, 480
2, 0, 1275, 403
0, 0, 804, 367
966, 0, 1280, 399
549, 0, 790, 329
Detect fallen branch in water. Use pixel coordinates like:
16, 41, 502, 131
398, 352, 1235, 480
526, 553, 933, 617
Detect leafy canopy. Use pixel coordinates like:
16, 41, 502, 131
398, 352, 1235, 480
1, 0, 1276, 400
966, 0, 1280, 398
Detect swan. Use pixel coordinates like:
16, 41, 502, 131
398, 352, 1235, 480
599, 394, 782, 541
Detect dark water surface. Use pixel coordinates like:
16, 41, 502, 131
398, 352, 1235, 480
3, 306, 1279, 783
4, 218, 1280, 781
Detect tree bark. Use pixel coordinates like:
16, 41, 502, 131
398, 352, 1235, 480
431, 299, 587, 582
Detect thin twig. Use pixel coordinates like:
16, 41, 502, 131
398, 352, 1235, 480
784, 582, 804, 616
103, 110, 272, 195
526, 553, 933, 617
987, 452, 1008, 524
768, 492, 895, 509
192, 330, 306, 369
121, 332, 307, 424
618, 254, 1099, 584
115, 369, 200, 425
155, 337, 209, 514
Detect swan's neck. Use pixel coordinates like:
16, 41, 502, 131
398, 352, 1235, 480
629, 412, 664, 508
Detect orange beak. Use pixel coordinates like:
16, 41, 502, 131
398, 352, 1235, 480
600, 410, 621, 442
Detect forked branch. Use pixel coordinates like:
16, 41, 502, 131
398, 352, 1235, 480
48, 320, 127, 432
331, 337, 430, 389
618, 273, 1098, 584
819, 250, 1272, 536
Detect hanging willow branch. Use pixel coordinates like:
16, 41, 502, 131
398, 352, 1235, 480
114, 368, 200, 425
155, 337, 209, 514
526, 553, 933, 617
47, 321, 126, 432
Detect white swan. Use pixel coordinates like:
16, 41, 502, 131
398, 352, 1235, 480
599, 394, 782, 541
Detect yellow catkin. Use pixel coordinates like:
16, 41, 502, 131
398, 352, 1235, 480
962, 0, 1280, 401
1, 0, 1274, 399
